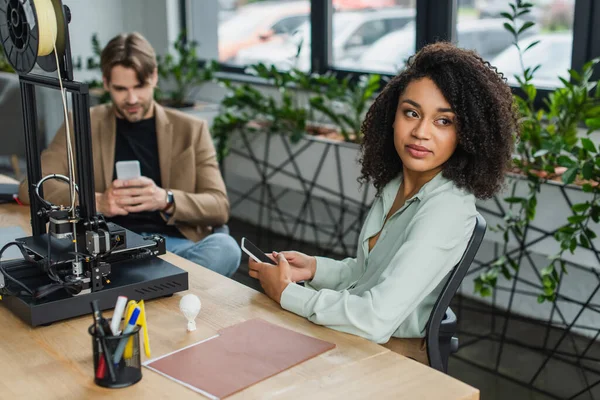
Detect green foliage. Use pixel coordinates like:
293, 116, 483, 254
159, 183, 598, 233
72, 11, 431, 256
78, 32, 215, 107
79, 33, 111, 104
474, 0, 600, 302
309, 73, 381, 142
0, 43, 15, 73
157, 32, 216, 108
213, 64, 312, 160
212, 63, 381, 160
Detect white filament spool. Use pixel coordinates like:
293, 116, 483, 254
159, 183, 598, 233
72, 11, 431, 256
0, 0, 59, 73
34, 0, 58, 56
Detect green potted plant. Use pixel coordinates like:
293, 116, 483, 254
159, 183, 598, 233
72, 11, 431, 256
472, 0, 600, 303
452, 2, 600, 392
80, 33, 111, 104
212, 63, 380, 159
156, 32, 216, 109
77, 32, 216, 108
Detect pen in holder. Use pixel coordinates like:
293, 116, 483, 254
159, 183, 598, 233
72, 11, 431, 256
89, 319, 142, 389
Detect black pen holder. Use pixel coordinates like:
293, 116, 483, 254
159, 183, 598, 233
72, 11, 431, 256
89, 322, 142, 388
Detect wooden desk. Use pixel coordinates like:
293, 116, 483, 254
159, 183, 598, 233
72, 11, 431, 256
0, 204, 479, 399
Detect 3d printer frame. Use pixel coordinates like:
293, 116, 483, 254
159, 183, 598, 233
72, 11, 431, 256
0, 0, 188, 327
21, 74, 95, 237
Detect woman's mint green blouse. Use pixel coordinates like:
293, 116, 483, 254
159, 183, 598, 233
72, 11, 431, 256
280, 172, 477, 343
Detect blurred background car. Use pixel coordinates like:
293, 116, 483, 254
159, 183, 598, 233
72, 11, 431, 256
336, 18, 538, 75
233, 7, 416, 71
218, 1, 310, 62
491, 32, 572, 89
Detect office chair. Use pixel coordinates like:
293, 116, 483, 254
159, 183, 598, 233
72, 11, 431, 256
426, 213, 487, 373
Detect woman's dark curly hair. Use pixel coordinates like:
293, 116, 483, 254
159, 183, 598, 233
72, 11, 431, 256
359, 42, 518, 200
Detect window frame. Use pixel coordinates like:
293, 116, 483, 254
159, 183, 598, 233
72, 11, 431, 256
182, 0, 598, 101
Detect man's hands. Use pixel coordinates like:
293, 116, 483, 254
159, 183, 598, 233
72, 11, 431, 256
96, 177, 168, 217
248, 251, 317, 304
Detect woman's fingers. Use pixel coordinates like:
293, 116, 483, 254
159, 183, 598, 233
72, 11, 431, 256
248, 258, 260, 279
280, 251, 296, 260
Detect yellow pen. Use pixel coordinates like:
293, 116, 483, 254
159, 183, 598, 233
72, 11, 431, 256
124, 300, 138, 322
137, 300, 151, 358
123, 300, 151, 359
123, 300, 138, 359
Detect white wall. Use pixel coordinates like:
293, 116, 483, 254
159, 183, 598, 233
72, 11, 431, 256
187, 0, 219, 60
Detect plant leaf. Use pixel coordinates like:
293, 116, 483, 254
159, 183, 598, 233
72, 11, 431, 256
561, 167, 578, 185
517, 21, 535, 35
584, 228, 597, 240
568, 215, 586, 224
524, 40, 540, 52
474, 278, 482, 295
579, 234, 591, 249
582, 160, 594, 180
505, 196, 525, 204
572, 203, 591, 213
592, 206, 600, 223
503, 22, 517, 36
581, 138, 597, 153
569, 69, 581, 82
557, 156, 575, 168
585, 118, 600, 130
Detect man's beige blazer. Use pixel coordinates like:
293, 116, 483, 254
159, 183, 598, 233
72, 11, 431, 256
18, 103, 229, 242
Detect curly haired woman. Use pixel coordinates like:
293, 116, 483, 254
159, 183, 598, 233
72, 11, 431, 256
248, 42, 518, 363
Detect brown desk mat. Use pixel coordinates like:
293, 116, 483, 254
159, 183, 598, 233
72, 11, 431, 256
144, 318, 336, 399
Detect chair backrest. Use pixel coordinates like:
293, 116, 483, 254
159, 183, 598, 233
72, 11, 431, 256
425, 213, 487, 371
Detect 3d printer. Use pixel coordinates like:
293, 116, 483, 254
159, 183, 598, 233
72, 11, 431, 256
0, 0, 188, 326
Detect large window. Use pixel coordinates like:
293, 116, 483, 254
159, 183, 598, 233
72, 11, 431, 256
217, 0, 311, 68
331, 1, 417, 74
456, 0, 575, 89
185, 0, 598, 92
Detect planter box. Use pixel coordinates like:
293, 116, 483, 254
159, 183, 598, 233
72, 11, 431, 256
466, 176, 600, 338
179, 101, 221, 126
475, 175, 599, 270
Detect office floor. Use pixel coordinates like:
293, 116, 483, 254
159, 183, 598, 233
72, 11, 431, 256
228, 217, 600, 400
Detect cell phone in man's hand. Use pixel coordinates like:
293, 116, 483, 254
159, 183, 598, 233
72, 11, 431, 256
115, 160, 141, 181
241, 237, 277, 265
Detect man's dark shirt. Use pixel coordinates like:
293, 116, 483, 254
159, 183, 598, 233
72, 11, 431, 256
109, 116, 183, 238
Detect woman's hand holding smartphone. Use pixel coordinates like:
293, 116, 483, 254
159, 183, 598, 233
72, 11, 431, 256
243, 238, 316, 282
273, 251, 317, 282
